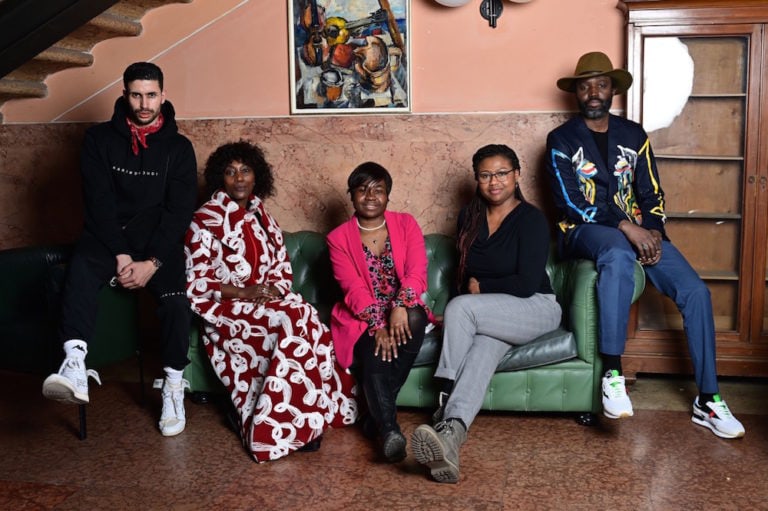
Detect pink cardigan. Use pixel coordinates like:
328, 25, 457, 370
327, 210, 429, 369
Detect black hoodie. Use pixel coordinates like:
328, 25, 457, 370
80, 97, 197, 263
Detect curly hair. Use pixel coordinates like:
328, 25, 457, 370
203, 140, 275, 200
456, 144, 523, 290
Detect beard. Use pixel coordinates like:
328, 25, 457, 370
578, 96, 612, 119
130, 108, 161, 126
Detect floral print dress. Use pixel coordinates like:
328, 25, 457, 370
358, 239, 420, 333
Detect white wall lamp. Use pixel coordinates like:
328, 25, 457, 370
433, 0, 533, 29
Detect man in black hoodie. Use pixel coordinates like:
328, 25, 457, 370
42, 62, 198, 437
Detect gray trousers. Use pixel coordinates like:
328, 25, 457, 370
435, 293, 562, 429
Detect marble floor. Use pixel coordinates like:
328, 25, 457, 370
1, 363, 766, 511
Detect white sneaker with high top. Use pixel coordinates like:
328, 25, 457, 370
42, 340, 101, 404
153, 376, 190, 437
602, 370, 633, 419
692, 395, 745, 439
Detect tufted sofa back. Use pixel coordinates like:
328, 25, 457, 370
284, 231, 462, 320
283, 231, 571, 319
284, 231, 341, 322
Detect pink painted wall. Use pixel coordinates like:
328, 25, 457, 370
1, 0, 625, 122
0, 0, 629, 250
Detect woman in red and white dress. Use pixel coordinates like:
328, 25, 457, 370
185, 141, 357, 462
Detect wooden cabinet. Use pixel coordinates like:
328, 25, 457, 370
620, 0, 768, 377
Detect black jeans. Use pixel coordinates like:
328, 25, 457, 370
353, 306, 428, 435
58, 231, 190, 370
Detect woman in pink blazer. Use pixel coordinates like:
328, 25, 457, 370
327, 162, 431, 463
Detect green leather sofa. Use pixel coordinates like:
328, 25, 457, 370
0, 244, 140, 374
184, 231, 646, 419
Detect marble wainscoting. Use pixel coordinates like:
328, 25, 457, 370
0, 112, 570, 250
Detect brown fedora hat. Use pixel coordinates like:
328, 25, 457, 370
557, 51, 633, 94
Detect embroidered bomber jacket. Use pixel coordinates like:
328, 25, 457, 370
545, 114, 666, 237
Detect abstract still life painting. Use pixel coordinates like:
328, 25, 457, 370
289, 0, 410, 113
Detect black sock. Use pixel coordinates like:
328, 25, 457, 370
438, 377, 454, 396
446, 417, 467, 431
699, 393, 716, 407
601, 354, 622, 375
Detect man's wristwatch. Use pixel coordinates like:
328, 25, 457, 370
149, 256, 162, 270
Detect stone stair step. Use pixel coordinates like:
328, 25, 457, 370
0, 0, 194, 117
0, 78, 48, 103
57, 12, 143, 52
107, 0, 193, 21
6, 47, 94, 82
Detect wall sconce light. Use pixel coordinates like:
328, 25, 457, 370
433, 0, 532, 29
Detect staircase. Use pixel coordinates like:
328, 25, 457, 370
0, 0, 192, 122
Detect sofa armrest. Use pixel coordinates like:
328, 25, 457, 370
0, 244, 71, 324
423, 234, 456, 316
549, 257, 645, 362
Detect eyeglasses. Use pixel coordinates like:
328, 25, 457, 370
477, 169, 514, 183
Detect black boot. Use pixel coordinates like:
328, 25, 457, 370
363, 372, 406, 462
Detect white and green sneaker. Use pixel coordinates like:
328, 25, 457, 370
692, 395, 745, 439
601, 370, 633, 419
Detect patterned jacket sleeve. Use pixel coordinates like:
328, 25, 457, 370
254, 203, 293, 297
184, 213, 224, 324
632, 135, 666, 233
546, 125, 626, 228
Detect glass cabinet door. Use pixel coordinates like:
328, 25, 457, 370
637, 34, 747, 335
629, 26, 764, 348
623, 1, 768, 377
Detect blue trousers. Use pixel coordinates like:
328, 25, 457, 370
564, 224, 718, 394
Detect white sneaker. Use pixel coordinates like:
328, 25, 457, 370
692, 395, 745, 439
602, 370, 633, 419
42, 357, 101, 404
153, 377, 190, 437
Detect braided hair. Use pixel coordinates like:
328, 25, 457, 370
456, 144, 523, 290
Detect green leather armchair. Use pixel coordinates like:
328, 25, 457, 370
0, 244, 140, 374
184, 231, 646, 419
398, 235, 645, 416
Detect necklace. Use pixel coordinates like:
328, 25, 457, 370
356, 218, 386, 232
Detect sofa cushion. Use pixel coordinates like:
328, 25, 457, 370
495, 327, 576, 372
412, 326, 577, 371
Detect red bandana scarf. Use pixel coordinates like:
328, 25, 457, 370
126, 113, 164, 155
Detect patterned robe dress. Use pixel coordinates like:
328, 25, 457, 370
185, 191, 358, 462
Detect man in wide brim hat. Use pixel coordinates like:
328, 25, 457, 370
543, 50, 747, 441
556, 51, 633, 94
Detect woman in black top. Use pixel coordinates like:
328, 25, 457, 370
411, 144, 562, 484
